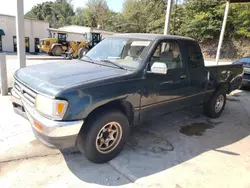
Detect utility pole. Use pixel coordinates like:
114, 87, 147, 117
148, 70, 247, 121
16, 0, 26, 68
164, 0, 173, 35
216, 0, 230, 65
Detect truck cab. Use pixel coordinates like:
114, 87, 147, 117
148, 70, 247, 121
84, 32, 102, 49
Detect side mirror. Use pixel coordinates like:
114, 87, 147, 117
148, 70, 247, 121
149, 62, 168, 75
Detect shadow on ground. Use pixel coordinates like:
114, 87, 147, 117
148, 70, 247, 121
62, 91, 250, 186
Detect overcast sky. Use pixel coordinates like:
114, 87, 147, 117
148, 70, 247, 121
0, 0, 124, 16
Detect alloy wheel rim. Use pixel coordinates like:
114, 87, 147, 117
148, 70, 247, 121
215, 95, 224, 113
96, 122, 122, 154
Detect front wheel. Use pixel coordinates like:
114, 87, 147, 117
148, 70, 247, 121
203, 88, 226, 118
52, 46, 62, 56
78, 47, 89, 59
77, 110, 130, 163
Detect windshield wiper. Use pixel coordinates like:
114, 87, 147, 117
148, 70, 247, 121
80, 55, 95, 63
99, 59, 126, 70
82, 55, 93, 61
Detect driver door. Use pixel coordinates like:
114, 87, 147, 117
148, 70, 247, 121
140, 40, 190, 123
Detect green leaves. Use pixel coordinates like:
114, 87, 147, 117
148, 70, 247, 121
25, 1, 74, 28
179, 0, 250, 41
25, 0, 250, 41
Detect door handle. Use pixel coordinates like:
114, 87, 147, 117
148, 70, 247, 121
180, 75, 187, 80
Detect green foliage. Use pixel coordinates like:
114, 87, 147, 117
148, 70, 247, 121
25, 0, 74, 28
178, 0, 250, 41
71, 7, 85, 26
85, 0, 109, 27
25, 0, 250, 41
229, 3, 250, 38
121, 0, 166, 33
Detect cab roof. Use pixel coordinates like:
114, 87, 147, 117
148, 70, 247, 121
112, 33, 195, 41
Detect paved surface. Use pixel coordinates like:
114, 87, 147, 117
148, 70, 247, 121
1, 89, 250, 187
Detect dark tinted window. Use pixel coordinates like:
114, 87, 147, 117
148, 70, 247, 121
187, 42, 204, 68
58, 33, 67, 42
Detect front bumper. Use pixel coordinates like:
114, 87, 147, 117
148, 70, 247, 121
11, 89, 83, 149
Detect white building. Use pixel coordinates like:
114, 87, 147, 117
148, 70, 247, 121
0, 14, 49, 53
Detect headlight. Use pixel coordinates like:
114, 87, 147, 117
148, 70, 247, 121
35, 94, 68, 120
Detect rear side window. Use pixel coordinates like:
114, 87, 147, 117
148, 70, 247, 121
187, 42, 204, 68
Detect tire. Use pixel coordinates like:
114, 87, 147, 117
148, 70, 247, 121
52, 46, 62, 56
77, 110, 130, 163
48, 52, 53, 56
239, 85, 245, 90
203, 88, 226, 118
78, 47, 89, 59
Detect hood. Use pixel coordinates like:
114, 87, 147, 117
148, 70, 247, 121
15, 60, 130, 96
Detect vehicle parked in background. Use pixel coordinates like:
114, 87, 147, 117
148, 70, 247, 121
233, 57, 250, 88
11, 34, 243, 163
38, 31, 102, 58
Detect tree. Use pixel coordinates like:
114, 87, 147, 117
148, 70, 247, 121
121, 0, 147, 33
25, 0, 250, 41
176, 0, 250, 41
71, 7, 86, 26
52, 0, 74, 27
102, 11, 126, 32
229, 3, 250, 38
83, 0, 109, 28
121, 0, 166, 33
25, 0, 74, 28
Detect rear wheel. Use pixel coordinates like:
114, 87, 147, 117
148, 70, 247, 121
52, 46, 62, 56
78, 47, 89, 59
77, 110, 130, 163
203, 88, 226, 118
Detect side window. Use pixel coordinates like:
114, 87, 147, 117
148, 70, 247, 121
187, 42, 204, 68
150, 40, 183, 70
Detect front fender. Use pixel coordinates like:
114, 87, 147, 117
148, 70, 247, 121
58, 80, 142, 121
51, 43, 62, 50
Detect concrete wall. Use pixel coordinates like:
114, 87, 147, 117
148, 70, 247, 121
0, 14, 49, 52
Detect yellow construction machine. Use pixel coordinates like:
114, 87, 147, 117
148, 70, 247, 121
38, 32, 90, 59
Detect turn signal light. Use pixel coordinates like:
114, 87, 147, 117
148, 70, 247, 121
34, 121, 43, 131
57, 103, 65, 115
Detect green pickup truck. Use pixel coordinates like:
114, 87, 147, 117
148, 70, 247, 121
11, 34, 243, 163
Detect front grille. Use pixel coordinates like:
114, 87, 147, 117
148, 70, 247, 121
14, 80, 37, 107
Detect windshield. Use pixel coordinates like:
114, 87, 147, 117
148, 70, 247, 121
58, 33, 67, 42
82, 37, 152, 69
